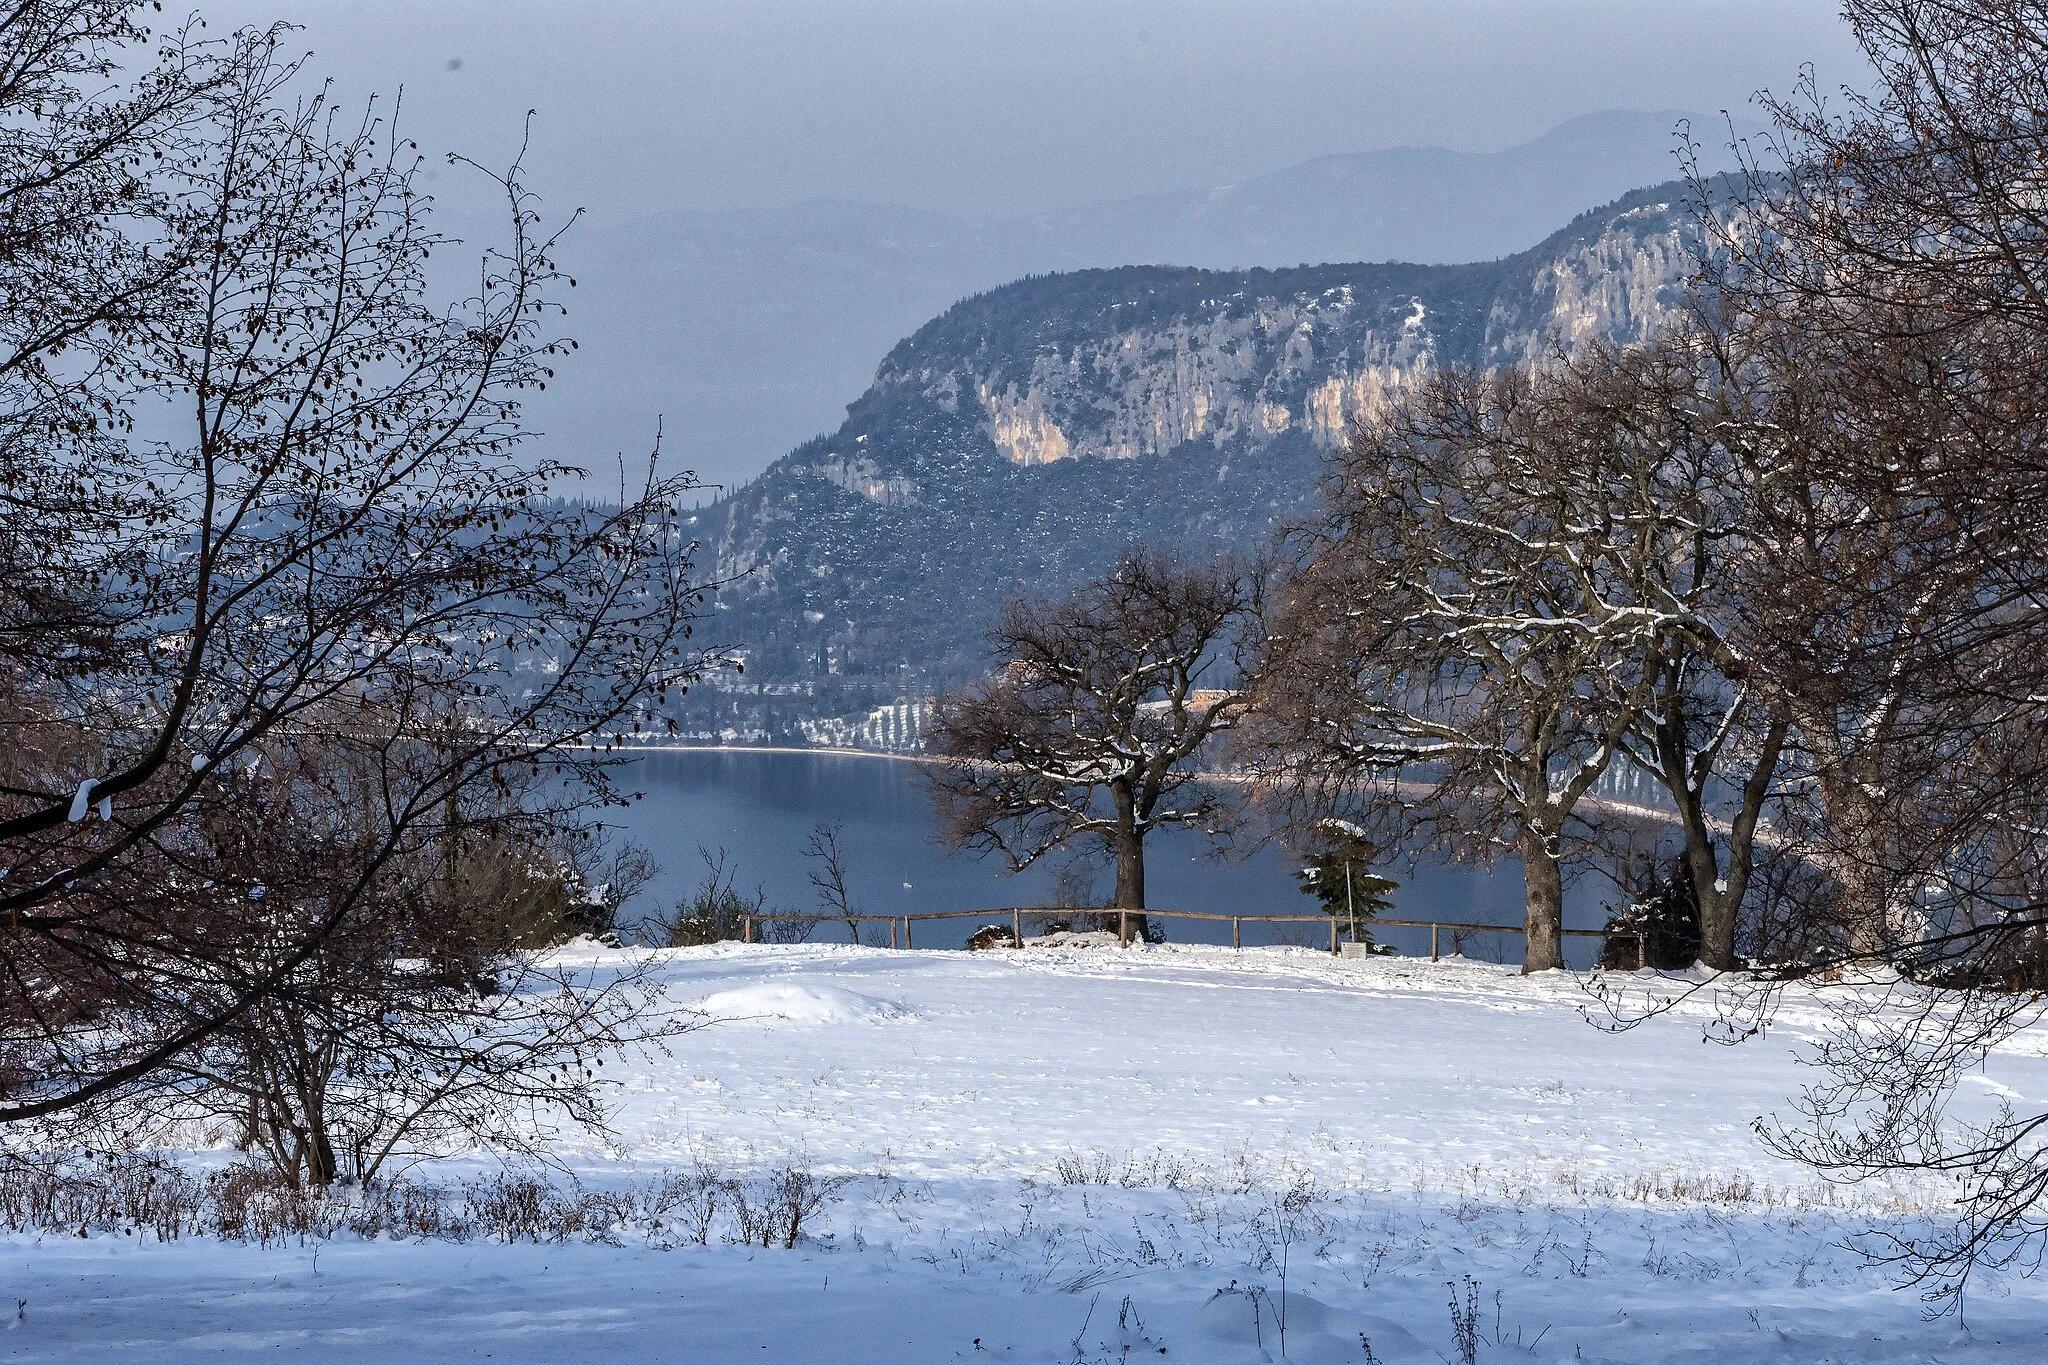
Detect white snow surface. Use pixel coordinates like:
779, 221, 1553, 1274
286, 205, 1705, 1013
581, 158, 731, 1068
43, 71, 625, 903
13, 942, 2048, 1362
688, 980, 914, 1025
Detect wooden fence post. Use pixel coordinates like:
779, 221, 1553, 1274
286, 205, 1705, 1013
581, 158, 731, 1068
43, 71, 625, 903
744, 916, 753, 944
1330, 917, 1339, 955
1012, 907, 1022, 947
1232, 918, 1241, 950
904, 917, 913, 950
1430, 924, 1439, 962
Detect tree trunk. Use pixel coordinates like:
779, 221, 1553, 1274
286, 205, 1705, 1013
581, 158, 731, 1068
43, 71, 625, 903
1654, 700, 1785, 973
1518, 826, 1565, 973
1716, 717, 1786, 970
295, 1069, 340, 1187
1651, 691, 1723, 971
1816, 758, 1895, 968
1110, 784, 1147, 944
1676, 803, 1731, 971
307, 1124, 339, 1187
1835, 838, 1895, 966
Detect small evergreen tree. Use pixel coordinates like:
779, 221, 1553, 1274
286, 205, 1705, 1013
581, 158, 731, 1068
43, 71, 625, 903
1297, 826, 1398, 953
1598, 856, 1702, 971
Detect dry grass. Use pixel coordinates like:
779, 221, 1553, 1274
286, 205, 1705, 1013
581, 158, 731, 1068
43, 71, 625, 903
1042, 1146, 1942, 1218
0, 1151, 845, 1248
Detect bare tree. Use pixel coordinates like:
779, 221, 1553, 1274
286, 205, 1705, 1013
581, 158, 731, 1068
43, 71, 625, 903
803, 821, 865, 944
1625, 0, 2048, 1302
1252, 366, 1665, 972
1536, 332, 1791, 972
0, 19, 716, 1123
186, 950, 671, 1189
131, 726, 687, 1188
929, 546, 1258, 944
1695, 0, 2048, 343
1684, 0, 2048, 971
0, 3, 246, 678
1258, 321, 1974, 978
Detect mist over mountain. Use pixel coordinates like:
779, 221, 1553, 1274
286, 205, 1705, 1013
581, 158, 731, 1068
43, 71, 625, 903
1011, 110, 1735, 268
538, 111, 1748, 491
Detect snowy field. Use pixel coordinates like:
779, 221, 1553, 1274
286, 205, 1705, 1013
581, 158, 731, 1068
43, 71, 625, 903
10, 943, 2048, 1362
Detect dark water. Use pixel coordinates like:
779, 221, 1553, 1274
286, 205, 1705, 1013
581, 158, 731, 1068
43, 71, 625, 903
600, 748, 1615, 964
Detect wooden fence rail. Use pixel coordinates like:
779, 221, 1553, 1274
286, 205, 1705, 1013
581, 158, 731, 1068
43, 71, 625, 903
738, 907, 1639, 963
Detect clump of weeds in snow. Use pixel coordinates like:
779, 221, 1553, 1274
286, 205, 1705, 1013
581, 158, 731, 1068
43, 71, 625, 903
1546, 1160, 1939, 1216
724, 1156, 848, 1250
1061, 1293, 1169, 1364
1358, 1236, 1394, 1289
1050, 1147, 1191, 1190
1522, 1214, 1604, 1279
1446, 1277, 1481, 1365
1443, 1274, 1551, 1362
1206, 1280, 1278, 1355
631, 1157, 724, 1246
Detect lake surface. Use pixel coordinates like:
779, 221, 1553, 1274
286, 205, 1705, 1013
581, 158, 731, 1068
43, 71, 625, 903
600, 748, 1617, 964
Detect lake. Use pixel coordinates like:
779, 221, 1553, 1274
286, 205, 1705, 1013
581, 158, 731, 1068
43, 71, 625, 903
600, 748, 1619, 964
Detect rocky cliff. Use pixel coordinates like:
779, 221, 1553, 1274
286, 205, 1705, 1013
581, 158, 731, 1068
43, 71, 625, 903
671, 183, 1696, 744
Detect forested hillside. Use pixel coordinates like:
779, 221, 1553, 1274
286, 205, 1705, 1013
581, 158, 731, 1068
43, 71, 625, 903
674, 184, 1695, 742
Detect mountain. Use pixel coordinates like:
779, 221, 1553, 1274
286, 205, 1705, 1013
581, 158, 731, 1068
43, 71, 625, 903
534, 112, 1746, 492
1011, 109, 1727, 269
665, 182, 1698, 745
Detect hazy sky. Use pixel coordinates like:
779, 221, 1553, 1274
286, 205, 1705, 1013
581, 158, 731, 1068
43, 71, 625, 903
185, 1, 1871, 488
212, 1, 1864, 228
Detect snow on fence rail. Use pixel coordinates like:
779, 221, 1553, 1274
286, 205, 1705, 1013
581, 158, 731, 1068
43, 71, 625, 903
738, 907, 1639, 961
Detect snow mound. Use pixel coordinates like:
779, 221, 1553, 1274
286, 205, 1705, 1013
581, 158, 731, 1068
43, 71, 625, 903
692, 982, 913, 1025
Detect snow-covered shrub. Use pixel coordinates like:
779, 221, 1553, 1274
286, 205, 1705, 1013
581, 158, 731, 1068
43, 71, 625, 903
206, 1164, 335, 1245
634, 1160, 724, 1246
0, 1155, 857, 1250
461, 1172, 589, 1244
966, 923, 1021, 950
664, 847, 769, 947
724, 1173, 777, 1248
723, 1159, 847, 1249
768, 1163, 846, 1249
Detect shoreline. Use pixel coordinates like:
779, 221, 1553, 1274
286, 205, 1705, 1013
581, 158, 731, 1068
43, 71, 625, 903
615, 741, 936, 765
603, 744, 1687, 833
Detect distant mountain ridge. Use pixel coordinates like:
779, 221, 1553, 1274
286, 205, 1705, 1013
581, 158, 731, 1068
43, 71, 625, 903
539, 112, 1747, 490
663, 182, 1700, 744
1011, 109, 1730, 269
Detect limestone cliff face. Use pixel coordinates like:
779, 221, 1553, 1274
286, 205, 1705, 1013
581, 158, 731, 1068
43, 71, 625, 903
812, 450, 918, 504
1484, 197, 1690, 363
837, 191, 1686, 483
959, 293, 1435, 465
675, 181, 1698, 743
978, 378, 1074, 465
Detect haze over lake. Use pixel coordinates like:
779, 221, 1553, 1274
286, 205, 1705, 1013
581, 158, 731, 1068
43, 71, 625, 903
604, 748, 1614, 962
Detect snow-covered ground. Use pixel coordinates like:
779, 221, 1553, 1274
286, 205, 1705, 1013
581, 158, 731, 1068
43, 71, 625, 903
11, 943, 2048, 1362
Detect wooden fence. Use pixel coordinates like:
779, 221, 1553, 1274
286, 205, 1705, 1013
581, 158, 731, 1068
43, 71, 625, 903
739, 907, 1637, 963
